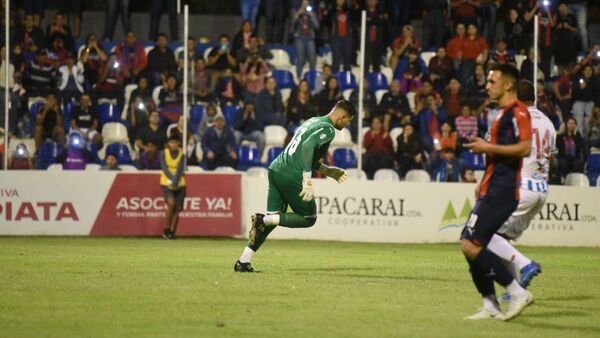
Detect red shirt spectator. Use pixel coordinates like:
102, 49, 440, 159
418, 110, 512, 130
447, 23, 466, 60
462, 24, 488, 61
114, 31, 148, 81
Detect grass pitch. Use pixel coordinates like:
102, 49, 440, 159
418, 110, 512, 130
0, 237, 599, 338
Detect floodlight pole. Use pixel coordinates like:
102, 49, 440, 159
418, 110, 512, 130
533, 14, 539, 107
3, 0, 9, 171
357, 10, 366, 175
182, 4, 189, 170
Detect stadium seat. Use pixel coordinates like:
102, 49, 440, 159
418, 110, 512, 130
85, 142, 103, 164
374, 168, 400, 182
269, 49, 293, 69
380, 66, 393, 85
62, 102, 78, 133
186, 166, 204, 173
303, 69, 320, 91
331, 128, 353, 147
190, 105, 206, 133
37, 142, 64, 169
460, 150, 486, 171
214, 166, 236, 172
29, 101, 45, 120
98, 104, 122, 125
106, 143, 133, 165
420, 51, 436, 66
85, 163, 101, 171
271, 69, 296, 89
119, 164, 138, 172
122, 84, 138, 117
102, 122, 129, 145
345, 168, 368, 180
152, 85, 163, 106
280, 88, 292, 105
47, 163, 63, 171
246, 166, 269, 178
406, 92, 416, 112
405, 169, 431, 182
203, 47, 213, 62
266, 146, 283, 164
586, 154, 600, 187
564, 173, 589, 187
332, 148, 357, 169
222, 104, 238, 126
367, 72, 389, 91
515, 54, 526, 70
389, 127, 403, 151
337, 71, 358, 90
375, 89, 387, 105
473, 170, 485, 183
265, 125, 288, 146
342, 89, 353, 100
238, 145, 261, 171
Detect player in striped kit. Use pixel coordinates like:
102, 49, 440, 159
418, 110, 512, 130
487, 80, 557, 300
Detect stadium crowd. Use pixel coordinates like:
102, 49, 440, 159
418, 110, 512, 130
0, 0, 599, 185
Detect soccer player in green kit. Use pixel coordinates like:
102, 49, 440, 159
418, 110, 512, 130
234, 99, 356, 272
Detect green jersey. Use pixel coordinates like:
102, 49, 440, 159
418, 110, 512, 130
269, 116, 336, 181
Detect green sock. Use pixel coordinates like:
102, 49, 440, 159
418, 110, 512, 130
279, 213, 315, 228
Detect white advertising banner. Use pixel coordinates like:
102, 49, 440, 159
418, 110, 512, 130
243, 177, 600, 247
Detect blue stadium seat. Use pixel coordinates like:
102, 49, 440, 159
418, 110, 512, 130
332, 148, 357, 169
303, 70, 320, 91
190, 105, 206, 134
98, 104, 122, 125
460, 150, 486, 170
85, 142, 102, 165
586, 154, 600, 187
29, 102, 45, 120
222, 105, 238, 127
106, 143, 133, 165
367, 72, 389, 91
37, 142, 64, 169
336, 71, 358, 90
271, 69, 296, 89
267, 146, 283, 164
238, 145, 261, 171
63, 102, 79, 133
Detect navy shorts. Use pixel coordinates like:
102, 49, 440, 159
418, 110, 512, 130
162, 186, 186, 210
460, 194, 518, 247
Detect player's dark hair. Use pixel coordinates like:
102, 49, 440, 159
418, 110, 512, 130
517, 80, 535, 103
490, 63, 520, 86
334, 99, 357, 117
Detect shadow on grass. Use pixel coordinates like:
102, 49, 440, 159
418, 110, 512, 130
509, 319, 600, 335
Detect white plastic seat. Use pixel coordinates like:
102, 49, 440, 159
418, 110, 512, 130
420, 51, 436, 66
214, 166, 236, 172
85, 163, 102, 171
173, 46, 185, 59
47, 163, 63, 171
345, 168, 368, 181
380, 67, 393, 84
342, 89, 353, 100
406, 92, 416, 113
389, 127, 403, 152
374, 168, 399, 182
269, 49, 292, 69
186, 166, 204, 173
119, 164, 138, 172
144, 45, 154, 56
375, 89, 387, 105
405, 169, 431, 182
473, 170, 485, 183
102, 122, 129, 144
515, 54, 526, 70
152, 85, 162, 106
264, 125, 288, 146
564, 173, 589, 187
122, 84, 138, 119
280, 88, 292, 105
203, 47, 213, 62
246, 166, 269, 178
331, 128, 353, 147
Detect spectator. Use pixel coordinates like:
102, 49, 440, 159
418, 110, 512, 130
241, 0, 261, 28
537, 2, 556, 79
27, 50, 55, 99
553, 3, 578, 74
214, 68, 244, 107
56, 132, 95, 170
536, 79, 561, 130
114, 31, 148, 85
80, 34, 108, 91
158, 74, 183, 122
432, 147, 461, 182
93, 53, 124, 105
8, 143, 34, 170
35, 94, 65, 148
552, 65, 574, 122
438, 122, 457, 151
102, 0, 131, 41
520, 46, 546, 83
264, 0, 286, 44
46, 12, 75, 53
291, 0, 319, 78
240, 53, 270, 101
566, 0, 588, 50
176, 36, 198, 79
489, 38, 516, 67
58, 0, 84, 39
390, 25, 420, 71
328, 0, 354, 72
378, 79, 411, 131
194, 86, 218, 106
11, 44, 27, 75
414, 80, 440, 111
128, 76, 155, 133
236, 34, 273, 64
556, 116, 585, 179
588, 106, 600, 152
47, 36, 70, 69
101, 153, 122, 170
422, 0, 448, 50
350, 78, 377, 122
71, 93, 102, 146
256, 76, 285, 126
313, 63, 333, 94
197, 103, 222, 139
572, 65, 598, 136
460, 24, 488, 82
428, 46, 455, 87
393, 47, 428, 82
149, 0, 178, 41
138, 141, 161, 170
57, 53, 84, 104
190, 58, 212, 95
464, 63, 487, 107
477, 0, 498, 46
232, 21, 256, 58
287, 79, 314, 128
147, 33, 177, 87
395, 122, 426, 178
202, 115, 238, 170
415, 93, 447, 152
363, 116, 394, 179
364, 0, 387, 71
442, 78, 464, 124
455, 104, 478, 146
136, 111, 167, 160
167, 115, 196, 164
234, 101, 265, 155
313, 76, 342, 116
23, 0, 45, 28
11, 14, 45, 59
207, 34, 238, 84
460, 167, 477, 183
447, 23, 466, 70
504, 8, 526, 53
450, 0, 478, 28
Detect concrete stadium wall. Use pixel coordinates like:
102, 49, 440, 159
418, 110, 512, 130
1, 171, 600, 247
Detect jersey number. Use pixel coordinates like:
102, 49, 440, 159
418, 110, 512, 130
286, 127, 308, 156
532, 128, 551, 160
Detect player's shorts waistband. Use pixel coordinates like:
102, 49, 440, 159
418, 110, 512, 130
520, 179, 548, 193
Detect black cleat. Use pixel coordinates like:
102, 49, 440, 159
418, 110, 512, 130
234, 260, 254, 272
162, 230, 176, 240
248, 213, 266, 245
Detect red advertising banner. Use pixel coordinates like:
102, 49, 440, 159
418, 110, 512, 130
91, 173, 242, 236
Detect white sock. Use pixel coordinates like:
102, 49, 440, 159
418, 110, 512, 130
506, 280, 527, 298
263, 214, 280, 226
483, 295, 500, 313
239, 247, 255, 263
488, 234, 531, 271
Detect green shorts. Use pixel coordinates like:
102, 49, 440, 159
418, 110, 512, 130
267, 170, 316, 217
